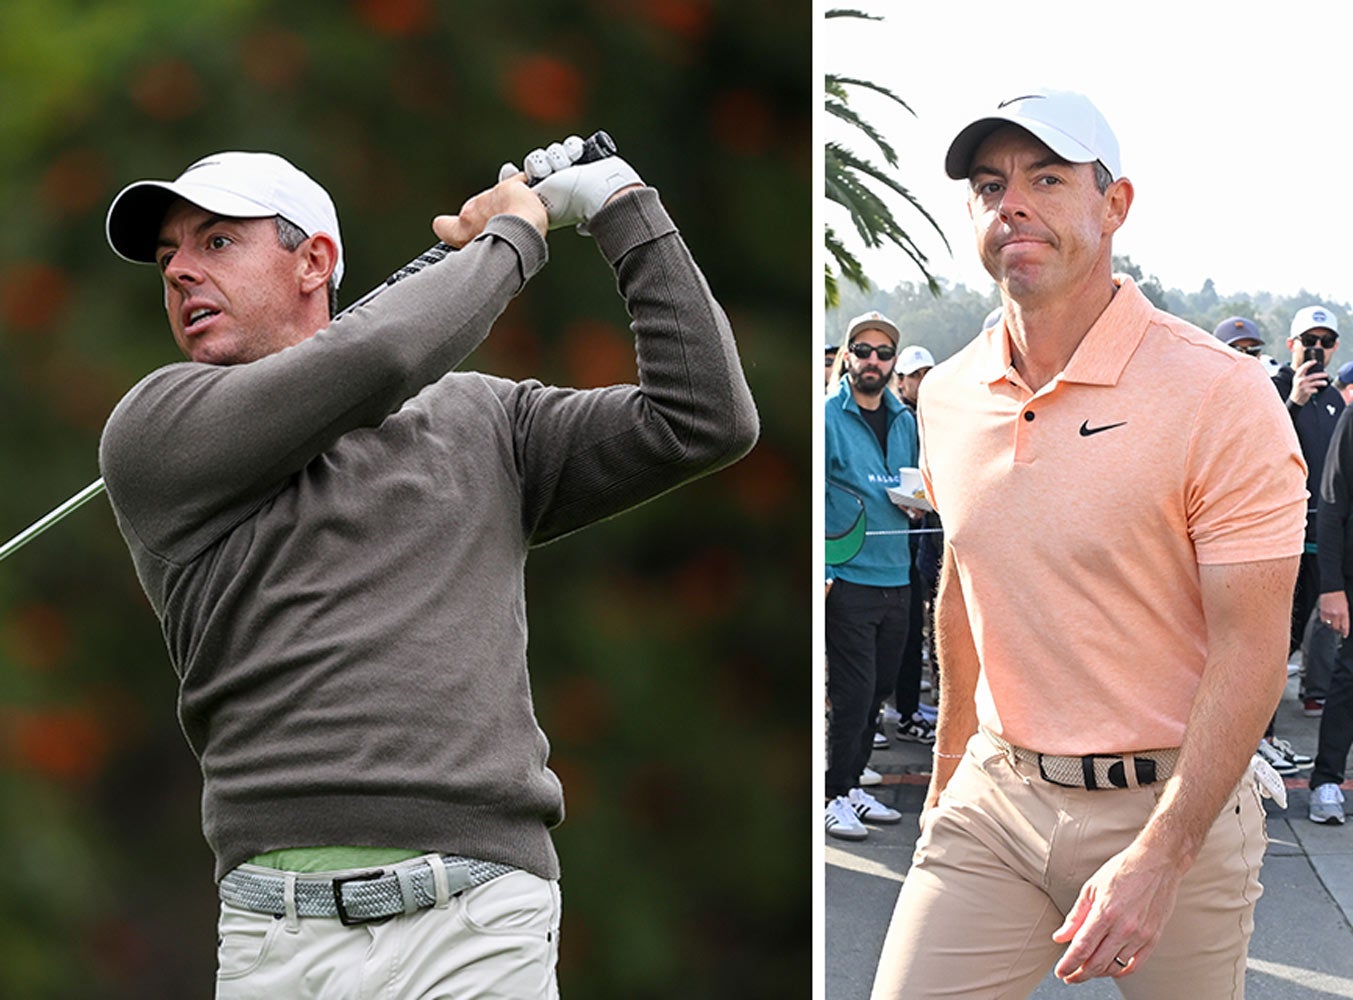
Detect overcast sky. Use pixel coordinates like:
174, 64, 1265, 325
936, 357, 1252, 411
821, 0, 1353, 307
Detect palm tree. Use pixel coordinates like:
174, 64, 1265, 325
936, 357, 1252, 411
825, 8, 948, 308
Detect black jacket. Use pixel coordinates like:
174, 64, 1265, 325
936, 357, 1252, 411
1274, 364, 1344, 540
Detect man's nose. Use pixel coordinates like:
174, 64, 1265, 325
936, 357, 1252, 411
165, 249, 203, 286
998, 181, 1031, 221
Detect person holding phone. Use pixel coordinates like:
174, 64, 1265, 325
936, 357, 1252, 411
1274, 308, 1345, 661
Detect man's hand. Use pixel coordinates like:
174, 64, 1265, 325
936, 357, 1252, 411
1320, 590, 1350, 638
431, 173, 548, 248
1051, 839, 1184, 983
514, 144, 642, 233
1289, 358, 1331, 406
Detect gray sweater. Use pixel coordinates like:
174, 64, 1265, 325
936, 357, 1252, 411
98, 189, 759, 881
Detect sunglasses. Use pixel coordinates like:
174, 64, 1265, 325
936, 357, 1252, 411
849, 343, 896, 361
1300, 332, 1338, 349
1232, 344, 1264, 357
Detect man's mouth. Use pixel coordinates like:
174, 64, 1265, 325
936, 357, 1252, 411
184, 306, 221, 333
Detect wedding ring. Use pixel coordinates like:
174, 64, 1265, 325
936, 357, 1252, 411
1113, 956, 1129, 969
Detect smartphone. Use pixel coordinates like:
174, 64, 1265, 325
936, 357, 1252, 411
1305, 347, 1326, 372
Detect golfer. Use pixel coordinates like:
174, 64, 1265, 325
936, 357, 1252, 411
98, 142, 757, 997
870, 89, 1306, 998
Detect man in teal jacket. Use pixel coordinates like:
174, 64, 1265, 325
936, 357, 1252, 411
824, 310, 919, 840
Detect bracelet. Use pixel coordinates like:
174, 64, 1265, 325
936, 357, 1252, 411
932, 749, 964, 760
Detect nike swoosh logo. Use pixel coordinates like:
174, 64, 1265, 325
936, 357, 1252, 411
998, 94, 1044, 109
1079, 420, 1127, 437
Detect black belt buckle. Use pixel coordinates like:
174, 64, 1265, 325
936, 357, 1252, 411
1036, 753, 1157, 790
332, 869, 387, 926
1106, 756, 1157, 789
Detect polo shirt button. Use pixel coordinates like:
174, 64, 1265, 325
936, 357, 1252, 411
1023, 411, 1035, 422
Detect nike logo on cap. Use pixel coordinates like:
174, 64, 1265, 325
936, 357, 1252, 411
997, 95, 1045, 109
1079, 420, 1127, 437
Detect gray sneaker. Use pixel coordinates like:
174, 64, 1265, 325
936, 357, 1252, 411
1310, 783, 1346, 825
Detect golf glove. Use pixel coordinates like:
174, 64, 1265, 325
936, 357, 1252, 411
498, 136, 642, 234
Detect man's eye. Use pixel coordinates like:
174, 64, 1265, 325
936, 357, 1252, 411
208, 234, 232, 250
975, 181, 1001, 196
1037, 175, 1062, 186
157, 252, 174, 271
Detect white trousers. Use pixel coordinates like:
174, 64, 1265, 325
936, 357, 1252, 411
215, 870, 561, 999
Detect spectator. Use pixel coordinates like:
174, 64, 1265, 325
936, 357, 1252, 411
1212, 314, 1264, 356
890, 344, 939, 744
871, 87, 1305, 996
824, 311, 918, 841
895, 345, 935, 409
1337, 360, 1353, 404
1260, 306, 1346, 772
825, 339, 840, 391
1309, 399, 1353, 824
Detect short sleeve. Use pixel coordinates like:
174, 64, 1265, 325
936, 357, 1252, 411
1186, 358, 1308, 564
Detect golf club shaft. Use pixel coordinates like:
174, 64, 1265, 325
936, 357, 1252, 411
0, 478, 108, 562
0, 132, 618, 564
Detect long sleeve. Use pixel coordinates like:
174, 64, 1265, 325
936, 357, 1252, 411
502, 187, 759, 544
1318, 406, 1353, 592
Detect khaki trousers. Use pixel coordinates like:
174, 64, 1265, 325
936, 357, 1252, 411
871, 730, 1267, 1000
215, 870, 561, 999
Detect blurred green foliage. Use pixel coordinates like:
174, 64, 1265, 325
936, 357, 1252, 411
0, 1, 811, 996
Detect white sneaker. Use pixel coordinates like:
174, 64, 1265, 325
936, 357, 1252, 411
1263, 736, 1313, 771
896, 713, 936, 745
848, 787, 902, 824
880, 703, 903, 727
859, 766, 882, 787
825, 795, 868, 840
1256, 738, 1299, 777
1310, 783, 1346, 825
873, 730, 889, 749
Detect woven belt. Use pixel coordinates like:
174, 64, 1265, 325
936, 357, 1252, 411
219, 854, 517, 925
984, 729, 1179, 791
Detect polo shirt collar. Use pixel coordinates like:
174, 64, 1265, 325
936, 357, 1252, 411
978, 276, 1153, 388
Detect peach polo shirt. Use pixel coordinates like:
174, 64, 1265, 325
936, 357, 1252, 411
918, 278, 1307, 754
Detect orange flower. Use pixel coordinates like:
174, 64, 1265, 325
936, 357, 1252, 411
129, 58, 203, 121
1, 262, 68, 333
7, 706, 109, 784
353, 0, 434, 37
505, 55, 584, 125
561, 320, 631, 388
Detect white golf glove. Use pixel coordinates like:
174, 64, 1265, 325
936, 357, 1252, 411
498, 135, 642, 234
1250, 752, 1288, 809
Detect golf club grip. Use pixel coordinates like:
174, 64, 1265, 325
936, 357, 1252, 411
346, 130, 616, 314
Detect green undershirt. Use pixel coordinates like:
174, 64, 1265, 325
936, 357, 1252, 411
248, 846, 424, 873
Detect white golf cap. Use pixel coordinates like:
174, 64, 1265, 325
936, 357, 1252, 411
945, 88, 1121, 182
844, 310, 900, 346
1290, 305, 1339, 339
897, 345, 936, 376
106, 151, 344, 287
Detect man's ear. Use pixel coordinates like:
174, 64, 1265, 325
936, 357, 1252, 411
1102, 177, 1134, 236
298, 232, 339, 295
